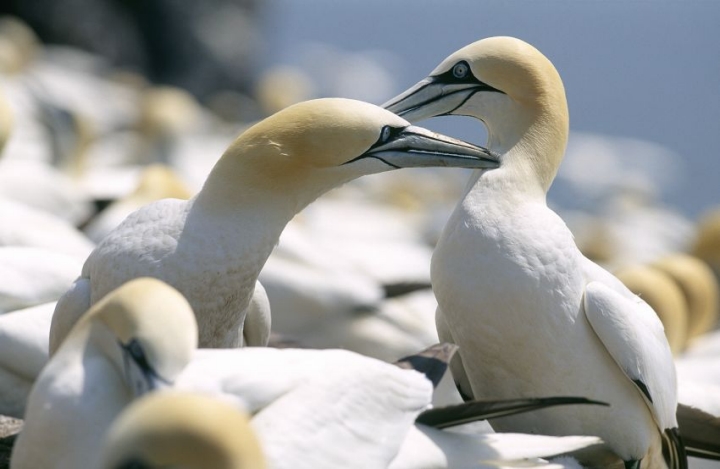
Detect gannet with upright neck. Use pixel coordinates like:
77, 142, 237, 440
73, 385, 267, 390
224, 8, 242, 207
384, 37, 685, 468
50, 98, 498, 351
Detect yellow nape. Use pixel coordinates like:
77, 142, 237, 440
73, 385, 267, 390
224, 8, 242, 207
224, 98, 406, 170
102, 392, 266, 469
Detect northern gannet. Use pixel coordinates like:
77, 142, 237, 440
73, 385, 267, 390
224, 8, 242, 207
11, 278, 197, 469
384, 37, 686, 468
50, 98, 499, 351
101, 392, 266, 469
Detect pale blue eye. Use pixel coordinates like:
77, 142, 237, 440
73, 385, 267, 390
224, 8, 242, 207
453, 63, 469, 79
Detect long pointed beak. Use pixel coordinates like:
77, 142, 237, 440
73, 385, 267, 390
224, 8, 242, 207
383, 76, 493, 124
358, 125, 499, 170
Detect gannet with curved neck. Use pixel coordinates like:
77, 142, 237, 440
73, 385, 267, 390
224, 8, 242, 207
101, 392, 266, 469
50, 97, 498, 351
11, 278, 197, 469
384, 37, 686, 468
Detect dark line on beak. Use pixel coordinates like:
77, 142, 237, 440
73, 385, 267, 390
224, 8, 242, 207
342, 154, 400, 168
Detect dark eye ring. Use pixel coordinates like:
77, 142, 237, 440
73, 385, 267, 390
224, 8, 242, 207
452, 62, 469, 79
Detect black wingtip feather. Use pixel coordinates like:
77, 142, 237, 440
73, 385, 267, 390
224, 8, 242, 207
416, 396, 609, 430
394, 343, 459, 388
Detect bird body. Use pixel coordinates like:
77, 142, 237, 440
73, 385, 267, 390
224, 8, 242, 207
0, 301, 54, 418
433, 174, 661, 460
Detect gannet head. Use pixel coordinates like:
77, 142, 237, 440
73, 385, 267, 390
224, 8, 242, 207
78, 278, 198, 396
653, 254, 719, 341
201, 98, 498, 208
133, 164, 193, 201
101, 392, 265, 469
384, 37, 569, 191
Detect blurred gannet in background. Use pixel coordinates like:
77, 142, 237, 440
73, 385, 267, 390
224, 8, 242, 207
653, 254, 719, 344
0, 301, 54, 418
0, 197, 94, 258
385, 36, 686, 468
11, 278, 197, 469
101, 392, 266, 469
555, 131, 694, 271
0, 246, 82, 313
692, 208, 720, 300
49, 98, 499, 351
83, 164, 193, 243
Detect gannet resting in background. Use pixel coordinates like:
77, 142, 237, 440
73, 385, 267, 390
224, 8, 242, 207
11, 278, 197, 469
0, 301, 54, 418
0, 246, 82, 313
83, 164, 193, 243
693, 208, 720, 280
50, 98, 499, 351
0, 197, 94, 258
653, 254, 719, 342
384, 37, 686, 468
101, 392, 266, 469
615, 264, 689, 354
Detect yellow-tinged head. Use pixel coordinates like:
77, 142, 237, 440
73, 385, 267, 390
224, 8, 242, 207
653, 254, 719, 340
384, 36, 569, 191
75, 278, 198, 394
133, 164, 193, 201
693, 208, 720, 270
199, 98, 498, 212
102, 392, 265, 469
